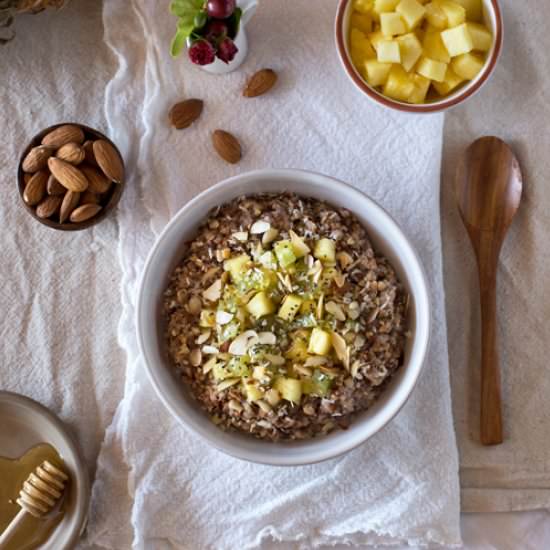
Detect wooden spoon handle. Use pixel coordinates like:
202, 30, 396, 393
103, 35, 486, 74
479, 267, 503, 445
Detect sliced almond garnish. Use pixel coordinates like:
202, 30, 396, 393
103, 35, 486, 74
325, 301, 346, 321
196, 330, 211, 345
202, 345, 219, 355
258, 332, 276, 345
294, 364, 312, 377
351, 360, 361, 378
228, 399, 243, 413
203, 356, 219, 374
188, 295, 202, 314
232, 231, 248, 242
189, 348, 202, 367
203, 278, 222, 302
331, 332, 349, 369
334, 272, 346, 288
304, 356, 327, 367
264, 353, 285, 366
216, 311, 234, 325
217, 378, 240, 391
262, 228, 279, 245
336, 251, 353, 269
256, 399, 273, 414
316, 293, 324, 320
228, 330, 259, 356
250, 220, 271, 234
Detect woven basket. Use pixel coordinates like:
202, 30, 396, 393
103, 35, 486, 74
1, 0, 67, 42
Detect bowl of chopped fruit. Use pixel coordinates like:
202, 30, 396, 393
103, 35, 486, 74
137, 169, 430, 465
336, 0, 502, 112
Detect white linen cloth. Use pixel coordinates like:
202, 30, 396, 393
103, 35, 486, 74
87, 1, 461, 548
0, 0, 124, 490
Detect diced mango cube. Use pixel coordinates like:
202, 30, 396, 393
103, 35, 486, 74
380, 12, 406, 36
441, 23, 473, 57
274, 377, 302, 403
452, 0, 482, 21
432, 67, 464, 95
351, 12, 373, 34
416, 56, 447, 82
465, 22, 492, 51
354, 0, 374, 14
278, 294, 303, 322
435, 0, 466, 27
398, 32, 423, 71
246, 292, 275, 318
374, 0, 400, 13
368, 30, 386, 51
224, 254, 250, 282
308, 328, 332, 356
377, 40, 401, 63
408, 74, 431, 103
396, 0, 426, 30
313, 238, 336, 263
424, 2, 447, 29
451, 52, 484, 79
423, 30, 451, 62
350, 28, 377, 66
364, 59, 393, 86
383, 65, 416, 101
274, 240, 297, 268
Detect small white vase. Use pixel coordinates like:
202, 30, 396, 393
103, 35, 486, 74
187, 0, 259, 75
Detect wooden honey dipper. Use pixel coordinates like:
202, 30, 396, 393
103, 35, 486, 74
0, 460, 68, 545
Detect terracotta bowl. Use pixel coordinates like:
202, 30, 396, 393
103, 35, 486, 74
17, 123, 125, 231
335, 0, 503, 114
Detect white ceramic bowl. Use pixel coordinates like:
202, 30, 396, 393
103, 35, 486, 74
335, 0, 503, 113
137, 169, 430, 465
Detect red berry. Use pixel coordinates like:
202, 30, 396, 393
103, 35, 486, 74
206, 0, 236, 19
205, 20, 228, 44
188, 40, 216, 66
217, 37, 238, 64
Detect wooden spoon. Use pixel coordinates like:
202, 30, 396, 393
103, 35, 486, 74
455, 136, 523, 446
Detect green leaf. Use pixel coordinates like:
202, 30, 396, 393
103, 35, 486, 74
170, 29, 188, 57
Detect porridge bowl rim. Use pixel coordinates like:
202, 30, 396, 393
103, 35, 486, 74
137, 169, 431, 466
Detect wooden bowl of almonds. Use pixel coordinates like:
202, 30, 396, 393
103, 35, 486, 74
17, 123, 125, 230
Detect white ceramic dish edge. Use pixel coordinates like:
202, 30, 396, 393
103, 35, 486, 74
0, 391, 90, 549
137, 169, 431, 466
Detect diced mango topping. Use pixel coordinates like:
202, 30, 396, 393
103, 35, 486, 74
348, 0, 492, 103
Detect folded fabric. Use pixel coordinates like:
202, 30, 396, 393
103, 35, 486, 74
88, 1, 461, 548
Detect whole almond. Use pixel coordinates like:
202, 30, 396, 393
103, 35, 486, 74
83, 140, 98, 166
70, 204, 102, 223
93, 140, 124, 183
56, 142, 85, 165
80, 190, 101, 205
59, 191, 81, 223
212, 130, 241, 164
243, 69, 277, 98
42, 124, 85, 148
22, 146, 54, 173
48, 158, 89, 192
23, 173, 32, 185
23, 170, 48, 206
36, 195, 62, 219
47, 175, 66, 195
169, 99, 203, 130
80, 165, 111, 194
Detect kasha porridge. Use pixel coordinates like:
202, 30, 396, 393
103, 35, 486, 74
163, 193, 409, 441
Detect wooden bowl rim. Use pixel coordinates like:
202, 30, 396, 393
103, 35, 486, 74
17, 122, 125, 231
